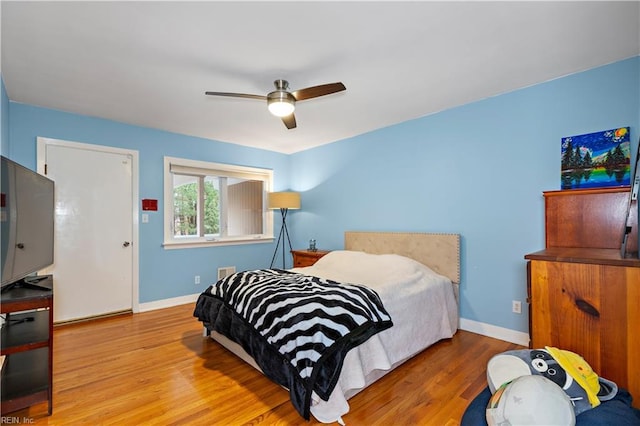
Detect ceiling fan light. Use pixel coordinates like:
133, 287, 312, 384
268, 100, 295, 117
268, 92, 295, 117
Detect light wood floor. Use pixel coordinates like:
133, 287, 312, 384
11, 303, 522, 425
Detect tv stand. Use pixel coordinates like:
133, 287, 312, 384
1, 276, 52, 293
1, 275, 54, 415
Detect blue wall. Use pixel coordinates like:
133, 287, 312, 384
5, 57, 639, 334
289, 57, 640, 334
7, 104, 290, 303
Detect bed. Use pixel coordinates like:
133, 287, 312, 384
194, 231, 460, 424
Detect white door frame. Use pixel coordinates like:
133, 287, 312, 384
36, 137, 140, 314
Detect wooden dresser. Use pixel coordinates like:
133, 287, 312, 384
291, 250, 330, 267
525, 187, 639, 408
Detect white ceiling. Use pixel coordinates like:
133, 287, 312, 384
2, 1, 639, 154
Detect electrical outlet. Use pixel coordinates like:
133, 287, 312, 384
195, 275, 200, 285
512, 300, 522, 314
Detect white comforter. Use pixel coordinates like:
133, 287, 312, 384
292, 250, 459, 424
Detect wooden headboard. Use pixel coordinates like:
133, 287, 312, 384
344, 231, 461, 284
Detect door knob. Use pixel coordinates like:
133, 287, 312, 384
123, 241, 131, 247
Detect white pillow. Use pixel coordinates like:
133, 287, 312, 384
309, 250, 437, 287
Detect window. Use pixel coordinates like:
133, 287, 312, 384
163, 157, 273, 248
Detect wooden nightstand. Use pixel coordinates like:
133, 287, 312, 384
291, 250, 331, 267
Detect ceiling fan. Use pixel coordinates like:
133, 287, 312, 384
205, 79, 346, 129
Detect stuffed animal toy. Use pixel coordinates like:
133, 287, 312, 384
486, 347, 618, 416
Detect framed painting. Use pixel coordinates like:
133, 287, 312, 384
561, 127, 631, 190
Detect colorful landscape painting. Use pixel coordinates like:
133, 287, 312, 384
561, 127, 631, 190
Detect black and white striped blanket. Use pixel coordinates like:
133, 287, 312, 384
193, 269, 393, 419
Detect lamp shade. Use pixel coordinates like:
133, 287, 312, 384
268, 192, 300, 210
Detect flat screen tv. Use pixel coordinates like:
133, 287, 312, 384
1, 155, 55, 292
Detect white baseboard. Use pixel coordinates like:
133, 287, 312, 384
138, 293, 200, 313
459, 318, 530, 347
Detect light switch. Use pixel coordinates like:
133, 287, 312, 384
142, 213, 149, 223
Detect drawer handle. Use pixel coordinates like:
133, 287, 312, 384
575, 299, 599, 318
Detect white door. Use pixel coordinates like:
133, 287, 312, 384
37, 138, 138, 322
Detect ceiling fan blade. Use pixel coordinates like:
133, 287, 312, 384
281, 113, 296, 129
291, 82, 346, 101
205, 91, 267, 101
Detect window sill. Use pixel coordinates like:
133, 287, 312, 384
163, 236, 274, 250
